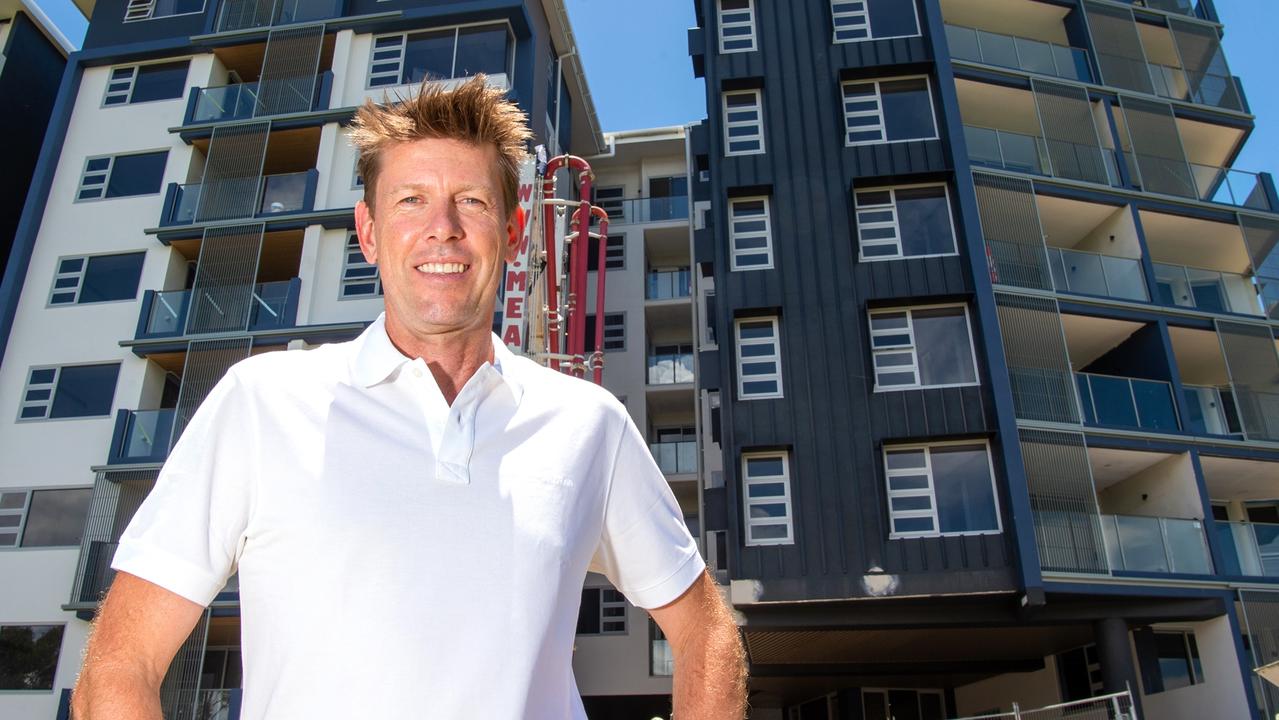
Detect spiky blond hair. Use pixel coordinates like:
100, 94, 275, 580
348, 74, 533, 216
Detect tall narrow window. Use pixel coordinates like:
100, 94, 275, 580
575, 587, 627, 635
843, 78, 937, 146
584, 313, 626, 352
729, 196, 773, 270
742, 451, 794, 545
340, 233, 381, 298
869, 306, 978, 390
884, 443, 1000, 537
855, 185, 957, 260
593, 185, 626, 223
723, 90, 765, 156
832, 0, 921, 43
718, 0, 757, 53
735, 317, 782, 399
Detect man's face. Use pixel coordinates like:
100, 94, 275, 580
354, 138, 519, 345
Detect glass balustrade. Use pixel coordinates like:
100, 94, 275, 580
217, 0, 342, 32
1153, 262, 1259, 315
1101, 514, 1213, 574
964, 125, 1122, 186
610, 196, 689, 224
1182, 384, 1244, 437
647, 269, 691, 300
1076, 372, 1180, 432
192, 83, 259, 124
647, 353, 694, 385
1188, 164, 1272, 211
1216, 521, 1279, 578
249, 281, 295, 330
945, 24, 1092, 82
1139, 0, 1203, 17
258, 172, 310, 215
146, 289, 191, 335
1047, 247, 1148, 301
164, 172, 312, 225
168, 184, 202, 225
120, 409, 177, 462
649, 440, 697, 475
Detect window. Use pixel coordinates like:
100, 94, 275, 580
124, 0, 205, 22
869, 306, 978, 390
48, 252, 145, 306
103, 61, 189, 105
77, 151, 168, 201
723, 89, 765, 156
19, 364, 121, 421
593, 185, 625, 223
855, 185, 957, 260
368, 23, 512, 88
843, 78, 937, 146
729, 196, 773, 270
831, 0, 921, 43
650, 620, 674, 676
736, 317, 782, 399
576, 587, 626, 635
587, 234, 625, 272
883, 443, 1000, 537
0, 488, 92, 548
0, 624, 64, 690
718, 0, 757, 53
742, 452, 794, 545
584, 313, 625, 352
1140, 630, 1205, 693
340, 233, 381, 299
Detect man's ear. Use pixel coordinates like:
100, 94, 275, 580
504, 206, 525, 263
355, 200, 377, 264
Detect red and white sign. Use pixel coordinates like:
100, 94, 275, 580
499, 157, 539, 352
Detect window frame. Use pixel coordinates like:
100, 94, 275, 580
717, 0, 758, 54
47, 251, 146, 307
577, 586, 628, 636
729, 196, 774, 271
882, 440, 1002, 539
123, 0, 207, 23
18, 362, 121, 423
75, 150, 169, 203
722, 89, 765, 156
593, 185, 626, 224
101, 60, 190, 107
842, 76, 939, 147
585, 312, 626, 352
868, 304, 980, 392
365, 21, 516, 90
339, 232, 381, 300
0, 623, 65, 691
854, 183, 959, 262
742, 451, 795, 546
587, 232, 626, 272
649, 618, 674, 676
831, 0, 922, 44
735, 316, 783, 400
0, 485, 93, 550
1149, 629, 1204, 693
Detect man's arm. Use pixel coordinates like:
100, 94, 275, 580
73, 572, 206, 720
649, 570, 747, 719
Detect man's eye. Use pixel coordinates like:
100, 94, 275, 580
399, 196, 421, 205
458, 197, 488, 212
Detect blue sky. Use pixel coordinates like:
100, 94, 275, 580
28, 0, 1278, 173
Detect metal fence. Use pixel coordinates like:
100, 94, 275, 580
950, 691, 1136, 720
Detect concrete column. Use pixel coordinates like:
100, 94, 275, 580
1094, 617, 1144, 718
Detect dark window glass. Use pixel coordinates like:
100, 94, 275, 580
576, 588, 601, 634
896, 187, 955, 256
105, 152, 167, 198
931, 445, 998, 533
868, 0, 919, 38
59, 258, 84, 273
912, 307, 976, 386
880, 79, 936, 141
131, 61, 189, 103
21, 488, 92, 547
1154, 632, 1196, 691
78, 253, 145, 303
402, 30, 455, 84
152, 0, 204, 16
29, 368, 56, 384
0, 625, 64, 690
49, 364, 120, 419
455, 25, 509, 77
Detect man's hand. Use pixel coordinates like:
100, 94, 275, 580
72, 572, 205, 720
649, 570, 747, 719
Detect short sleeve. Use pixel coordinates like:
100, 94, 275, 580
588, 412, 705, 609
111, 368, 258, 606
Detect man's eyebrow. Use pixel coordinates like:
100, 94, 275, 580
381, 181, 497, 195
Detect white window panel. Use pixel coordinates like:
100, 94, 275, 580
884, 442, 1001, 538
600, 588, 627, 633
855, 189, 900, 259
736, 317, 782, 399
18, 367, 57, 421
832, 0, 921, 43
103, 67, 138, 106
743, 451, 794, 545
729, 196, 773, 270
368, 34, 407, 87
855, 184, 957, 261
831, 0, 870, 42
48, 257, 86, 305
842, 77, 937, 146
78, 156, 113, 201
124, 0, 155, 21
340, 233, 381, 299
718, 0, 758, 53
723, 90, 765, 156
869, 305, 978, 390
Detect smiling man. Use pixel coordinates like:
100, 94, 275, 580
72, 77, 746, 719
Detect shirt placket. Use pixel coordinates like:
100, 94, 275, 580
435, 366, 501, 485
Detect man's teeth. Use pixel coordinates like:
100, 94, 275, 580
416, 263, 468, 274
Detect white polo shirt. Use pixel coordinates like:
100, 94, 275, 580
113, 314, 704, 719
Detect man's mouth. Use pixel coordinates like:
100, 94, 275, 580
415, 262, 470, 275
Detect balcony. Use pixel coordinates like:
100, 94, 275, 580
1101, 513, 1213, 575
1133, 160, 1274, 211
1182, 385, 1244, 438
945, 23, 1092, 82
107, 409, 177, 465
1075, 371, 1180, 433
174, 689, 241, 720
650, 440, 697, 476
965, 125, 1121, 186
1216, 521, 1279, 578
215, 0, 342, 33
1153, 262, 1260, 315
74, 540, 119, 604
1048, 247, 1148, 302
1134, 0, 1207, 18
160, 169, 319, 227
646, 268, 691, 301
135, 279, 301, 340
184, 72, 333, 125
647, 351, 694, 386
603, 196, 689, 225
1147, 60, 1242, 112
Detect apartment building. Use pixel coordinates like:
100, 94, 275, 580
0, 0, 701, 717
689, 0, 1279, 718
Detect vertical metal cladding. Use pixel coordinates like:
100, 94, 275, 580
993, 291, 1081, 424
1215, 319, 1279, 442
1240, 214, 1279, 320
1082, 1, 1155, 95
1240, 591, 1279, 719
217, 0, 276, 33
186, 224, 265, 335
160, 609, 212, 720
973, 173, 1053, 291
1118, 95, 1195, 199
69, 471, 157, 604
1167, 18, 1242, 111
257, 25, 325, 117
1030, 79, 1110, 186
195, 122, 271, 223
1018, 428, 1107, 573
173, 336, 254, 440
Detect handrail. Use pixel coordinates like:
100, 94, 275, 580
1076, 371, 1181, 432
945, 23, 1091, 82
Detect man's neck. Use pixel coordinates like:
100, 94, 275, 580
383, 316, 494, 406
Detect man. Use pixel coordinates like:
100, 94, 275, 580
73, 76, 746, 719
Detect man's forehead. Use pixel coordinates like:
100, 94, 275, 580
378, 138, 502, 187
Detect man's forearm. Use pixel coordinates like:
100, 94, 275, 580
72, 664, 164, 720
670, 589, 748, 719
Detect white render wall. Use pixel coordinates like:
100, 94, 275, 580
1136, 617, 1251, 720
953, 658, 1063, 716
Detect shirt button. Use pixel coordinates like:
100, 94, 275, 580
412, 368, 423, 378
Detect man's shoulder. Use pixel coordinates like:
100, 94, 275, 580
225, 337, 356, 391
503, 353, 628, 420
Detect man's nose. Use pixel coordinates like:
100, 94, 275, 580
423, 199, 463, 242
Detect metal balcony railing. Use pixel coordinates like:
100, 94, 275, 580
964, 125, 1121, 186
1148, 60, 1242, 112
1102, 513, 1214, 575
649, 440, 697, 475
186, 72, 333, 125
600, 196, 690, 225
136, 279, 301, 340
1216, 521, 1279, 578
647, 353, 694, 385
1182, 384, 1244, 438
1076, 371, 1181, 432
161, 169, 319, 227
1153, 261, 1260, 315
945, 23, 1092, 82
950, 689, 1135, 720
216, 0, 341, 32
108, 409, 177, 465
171, 688, 241, 720
1047, 247, 1148, 301
1137, 0, 1205, 17
76, 540, 120, 603
646, 269, 691, 300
